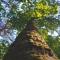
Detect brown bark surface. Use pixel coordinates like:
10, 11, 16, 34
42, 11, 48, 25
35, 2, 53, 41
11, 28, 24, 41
3, 19, 59, 60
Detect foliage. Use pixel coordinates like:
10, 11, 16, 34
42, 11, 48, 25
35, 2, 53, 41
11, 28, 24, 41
39, 17, 60, 30
0, 0, 59, 31
47, 36, 60, 59
0, 2, 3, 11
3, 0, 59, 31
0, 40, 9, 60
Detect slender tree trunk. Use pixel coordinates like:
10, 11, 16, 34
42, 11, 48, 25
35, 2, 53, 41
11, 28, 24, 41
3, 18, 59, 60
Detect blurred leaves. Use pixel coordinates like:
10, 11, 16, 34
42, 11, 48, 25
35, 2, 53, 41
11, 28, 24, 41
6, 0, 59, 31
0, 2, 3, 11
0, 40, 9, 60
38, 28, 48, 40
38, 17, 60, 30
47, 36, 60, 59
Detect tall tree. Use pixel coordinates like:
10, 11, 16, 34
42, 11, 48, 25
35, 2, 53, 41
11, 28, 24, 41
2, 0, 60, 60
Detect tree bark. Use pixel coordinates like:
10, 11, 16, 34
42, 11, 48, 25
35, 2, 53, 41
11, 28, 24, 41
3, 19, 59, 60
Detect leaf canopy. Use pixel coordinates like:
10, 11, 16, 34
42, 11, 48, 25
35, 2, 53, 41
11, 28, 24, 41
0, 0, 60, 31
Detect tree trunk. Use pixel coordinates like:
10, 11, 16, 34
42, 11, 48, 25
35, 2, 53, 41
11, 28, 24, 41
3, 19, 59, 60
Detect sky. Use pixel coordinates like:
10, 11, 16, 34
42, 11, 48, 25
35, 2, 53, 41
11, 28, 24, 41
48, 30, 58, 37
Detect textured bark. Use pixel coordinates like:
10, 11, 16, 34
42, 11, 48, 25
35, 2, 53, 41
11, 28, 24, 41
3, 19, 59, 60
